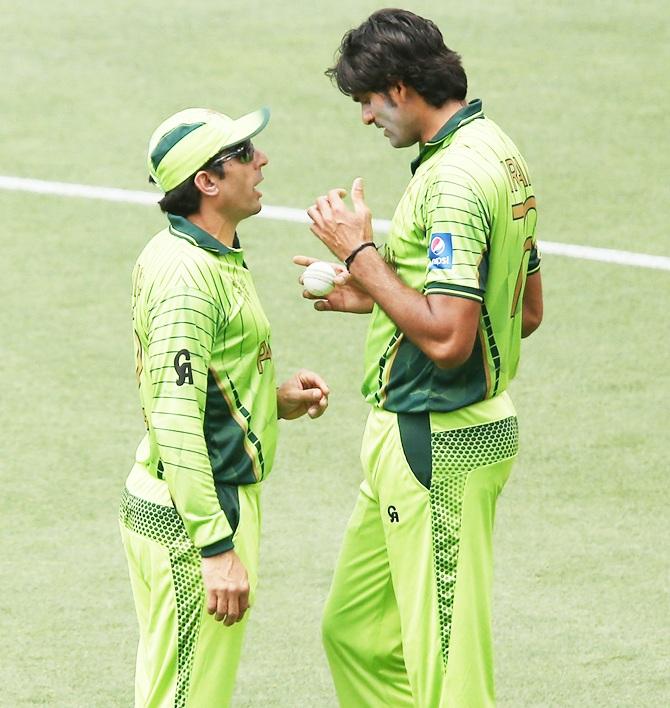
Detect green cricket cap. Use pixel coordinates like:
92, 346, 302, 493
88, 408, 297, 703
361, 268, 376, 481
147, 106, 270, 192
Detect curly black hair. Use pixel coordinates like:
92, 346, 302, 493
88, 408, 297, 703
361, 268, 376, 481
326, 9, 467, 108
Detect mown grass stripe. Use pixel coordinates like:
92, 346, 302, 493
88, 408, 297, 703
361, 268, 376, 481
1, 175, 668, 271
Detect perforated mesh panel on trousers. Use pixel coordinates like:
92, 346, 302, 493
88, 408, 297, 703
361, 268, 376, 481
430, 416, 518, 665
120, 488, 203, 708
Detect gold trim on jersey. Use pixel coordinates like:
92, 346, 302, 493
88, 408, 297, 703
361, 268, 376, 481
512, 196, 537, 221
209, 369, 262, 482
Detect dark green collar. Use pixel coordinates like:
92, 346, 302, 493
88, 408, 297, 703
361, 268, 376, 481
167, 213, 242, 255
410, 99, 485, 174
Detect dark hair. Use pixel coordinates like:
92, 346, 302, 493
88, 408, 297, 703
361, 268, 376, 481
326, 9, 467, 108
155, 152, 227, 217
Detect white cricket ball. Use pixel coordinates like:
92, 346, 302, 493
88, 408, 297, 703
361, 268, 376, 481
302, 261, 336, 297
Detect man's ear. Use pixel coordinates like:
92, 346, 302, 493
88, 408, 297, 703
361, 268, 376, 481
387, 81, 409, 105
193, 170, 220, 197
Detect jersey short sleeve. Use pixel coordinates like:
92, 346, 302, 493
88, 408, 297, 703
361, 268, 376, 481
145, 287, 235, 555
422, 169, 489, 303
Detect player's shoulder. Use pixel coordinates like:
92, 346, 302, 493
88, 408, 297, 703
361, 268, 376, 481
453, 117, 527, 172
430, 118, 516, 194
136, 228, 224, 306
422, 145, 487, 202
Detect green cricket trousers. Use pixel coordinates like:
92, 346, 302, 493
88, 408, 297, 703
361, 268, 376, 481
119, 464, 261, 707
322, 392, 519, 707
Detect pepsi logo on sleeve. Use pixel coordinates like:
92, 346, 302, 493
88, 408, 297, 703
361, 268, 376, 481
428, 233, 453, 270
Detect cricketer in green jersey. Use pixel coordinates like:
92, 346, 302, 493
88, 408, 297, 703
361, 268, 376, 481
119, 106, 329, 708
296, 9, 543, 707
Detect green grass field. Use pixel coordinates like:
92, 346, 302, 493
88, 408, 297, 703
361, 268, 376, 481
2, 1, 668, 706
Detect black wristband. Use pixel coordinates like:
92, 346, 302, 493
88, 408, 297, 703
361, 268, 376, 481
344, 241, 376, 270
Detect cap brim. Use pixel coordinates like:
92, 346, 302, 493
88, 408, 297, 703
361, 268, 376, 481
222, 107, 270, 149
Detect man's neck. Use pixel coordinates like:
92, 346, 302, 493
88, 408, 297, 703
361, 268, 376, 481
419, 98, 468, 144
189, 209, 238, 248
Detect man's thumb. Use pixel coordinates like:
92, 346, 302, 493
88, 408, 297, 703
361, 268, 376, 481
351, 177, 366, 211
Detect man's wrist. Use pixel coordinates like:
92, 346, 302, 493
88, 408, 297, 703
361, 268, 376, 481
344, 242, 376, 270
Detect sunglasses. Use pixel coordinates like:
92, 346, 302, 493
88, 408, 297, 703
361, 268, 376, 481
210, 140, 255, 167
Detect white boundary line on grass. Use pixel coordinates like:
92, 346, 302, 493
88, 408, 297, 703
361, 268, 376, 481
2, 175, 669, 271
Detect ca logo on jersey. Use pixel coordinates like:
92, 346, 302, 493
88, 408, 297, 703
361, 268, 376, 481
174, 349, 193, 386
428, 233, 453, 270
387, 505, 400, 523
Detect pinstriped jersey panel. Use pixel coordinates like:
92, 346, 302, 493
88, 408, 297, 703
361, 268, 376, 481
131, 226, 277, 555
362, 105, 540, 413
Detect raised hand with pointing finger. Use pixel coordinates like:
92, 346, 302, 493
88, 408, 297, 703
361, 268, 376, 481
307, 177, 375, 262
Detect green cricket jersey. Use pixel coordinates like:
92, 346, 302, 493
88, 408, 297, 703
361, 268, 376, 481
131, 213, 278, 556
363, 99, 541, 413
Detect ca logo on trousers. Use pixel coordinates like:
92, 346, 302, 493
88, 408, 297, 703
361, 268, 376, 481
174, 349, 194, 386
387, 506, 400, 523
